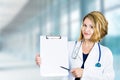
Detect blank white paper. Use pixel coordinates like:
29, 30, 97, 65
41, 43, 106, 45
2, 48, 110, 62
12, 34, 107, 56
40, 35, 69, 77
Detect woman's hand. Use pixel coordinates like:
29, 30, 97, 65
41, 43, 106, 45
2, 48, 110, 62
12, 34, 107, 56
35, 54, 41, 66
71, 68, 83, 78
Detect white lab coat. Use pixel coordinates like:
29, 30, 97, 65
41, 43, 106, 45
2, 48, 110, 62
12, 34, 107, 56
68, 41, 115, 80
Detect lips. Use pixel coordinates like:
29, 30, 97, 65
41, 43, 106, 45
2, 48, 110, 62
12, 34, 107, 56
84, 32, 89, 35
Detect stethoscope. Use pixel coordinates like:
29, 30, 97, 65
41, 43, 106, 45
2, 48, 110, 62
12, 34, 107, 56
71, 41, 101, 67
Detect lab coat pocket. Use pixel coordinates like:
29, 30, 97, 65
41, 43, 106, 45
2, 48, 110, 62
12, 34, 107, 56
83, 66, 103, 80
92, 67, 103, 76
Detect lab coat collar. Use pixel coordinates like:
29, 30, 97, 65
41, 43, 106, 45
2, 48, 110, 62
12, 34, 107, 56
84, 42, 99, 68
77, 41, 83, 61
77, 41, 98, 61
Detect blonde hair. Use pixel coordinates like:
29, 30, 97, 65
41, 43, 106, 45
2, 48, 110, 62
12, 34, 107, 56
79, 11, 108, 42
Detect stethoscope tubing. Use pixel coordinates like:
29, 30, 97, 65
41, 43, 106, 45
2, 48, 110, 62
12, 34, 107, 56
72, 41, 101, 67
71, 41, 81, 59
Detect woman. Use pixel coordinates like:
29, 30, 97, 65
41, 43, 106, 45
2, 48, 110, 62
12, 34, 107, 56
35, 11, 115, 80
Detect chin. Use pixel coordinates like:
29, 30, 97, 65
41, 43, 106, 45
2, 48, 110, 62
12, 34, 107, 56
84, 37, 91, 40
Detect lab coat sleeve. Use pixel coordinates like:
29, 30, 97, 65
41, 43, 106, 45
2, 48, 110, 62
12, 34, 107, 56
102, 48, 115, 80
67, 41, 75, 80
68, 41, 75, 69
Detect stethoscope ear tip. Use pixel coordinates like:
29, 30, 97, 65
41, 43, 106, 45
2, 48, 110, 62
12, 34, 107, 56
95, 62, 101, 67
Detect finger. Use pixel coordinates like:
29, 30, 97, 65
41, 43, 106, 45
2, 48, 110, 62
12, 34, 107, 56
70, 68, 76, 73
36, 54, 40, 57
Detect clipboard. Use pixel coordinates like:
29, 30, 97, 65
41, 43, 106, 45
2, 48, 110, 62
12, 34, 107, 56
40, 35, 69, 77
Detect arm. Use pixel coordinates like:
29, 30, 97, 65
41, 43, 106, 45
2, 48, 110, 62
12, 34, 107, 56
103, 48, 115, 80
68, 41, 83, 78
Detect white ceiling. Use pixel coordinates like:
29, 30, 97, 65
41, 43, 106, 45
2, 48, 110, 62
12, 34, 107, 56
0, 0, 28, 30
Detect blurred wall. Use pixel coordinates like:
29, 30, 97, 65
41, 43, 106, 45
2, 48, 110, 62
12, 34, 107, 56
0, 0, 120, 80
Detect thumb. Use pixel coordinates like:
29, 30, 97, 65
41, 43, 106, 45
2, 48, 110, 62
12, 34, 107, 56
70, 68, 75, 73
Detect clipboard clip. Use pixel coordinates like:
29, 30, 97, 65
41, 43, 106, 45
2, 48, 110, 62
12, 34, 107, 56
46, 35, 61, 39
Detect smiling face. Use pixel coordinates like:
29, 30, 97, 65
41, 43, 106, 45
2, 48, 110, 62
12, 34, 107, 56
79, 11, 108, 42
82, 18, 94, 40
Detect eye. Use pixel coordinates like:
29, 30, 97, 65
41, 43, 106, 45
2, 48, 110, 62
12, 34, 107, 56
90, 25, 93, 29
83, 24, 87, 27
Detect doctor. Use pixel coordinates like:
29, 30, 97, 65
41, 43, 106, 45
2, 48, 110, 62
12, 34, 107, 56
35, 11, 115, 80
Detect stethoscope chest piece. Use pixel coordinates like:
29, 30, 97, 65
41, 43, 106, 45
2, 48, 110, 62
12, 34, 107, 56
95, 62, 101, 67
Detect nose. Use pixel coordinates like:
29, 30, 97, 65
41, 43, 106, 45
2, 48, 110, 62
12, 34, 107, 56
85, 26, 90, 32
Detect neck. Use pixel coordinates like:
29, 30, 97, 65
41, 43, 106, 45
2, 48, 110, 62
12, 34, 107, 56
82, 40, 95, 54
83, 40, 94, 46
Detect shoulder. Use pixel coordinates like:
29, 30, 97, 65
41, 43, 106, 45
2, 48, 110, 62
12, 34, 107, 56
68, 41, 75, 49
68, 41, 81, 46
100, 44, 112, 53
68, 41, 75, 44
100, 44, 113, 58
68, 40, 81, 44
68, 40, 81, 52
